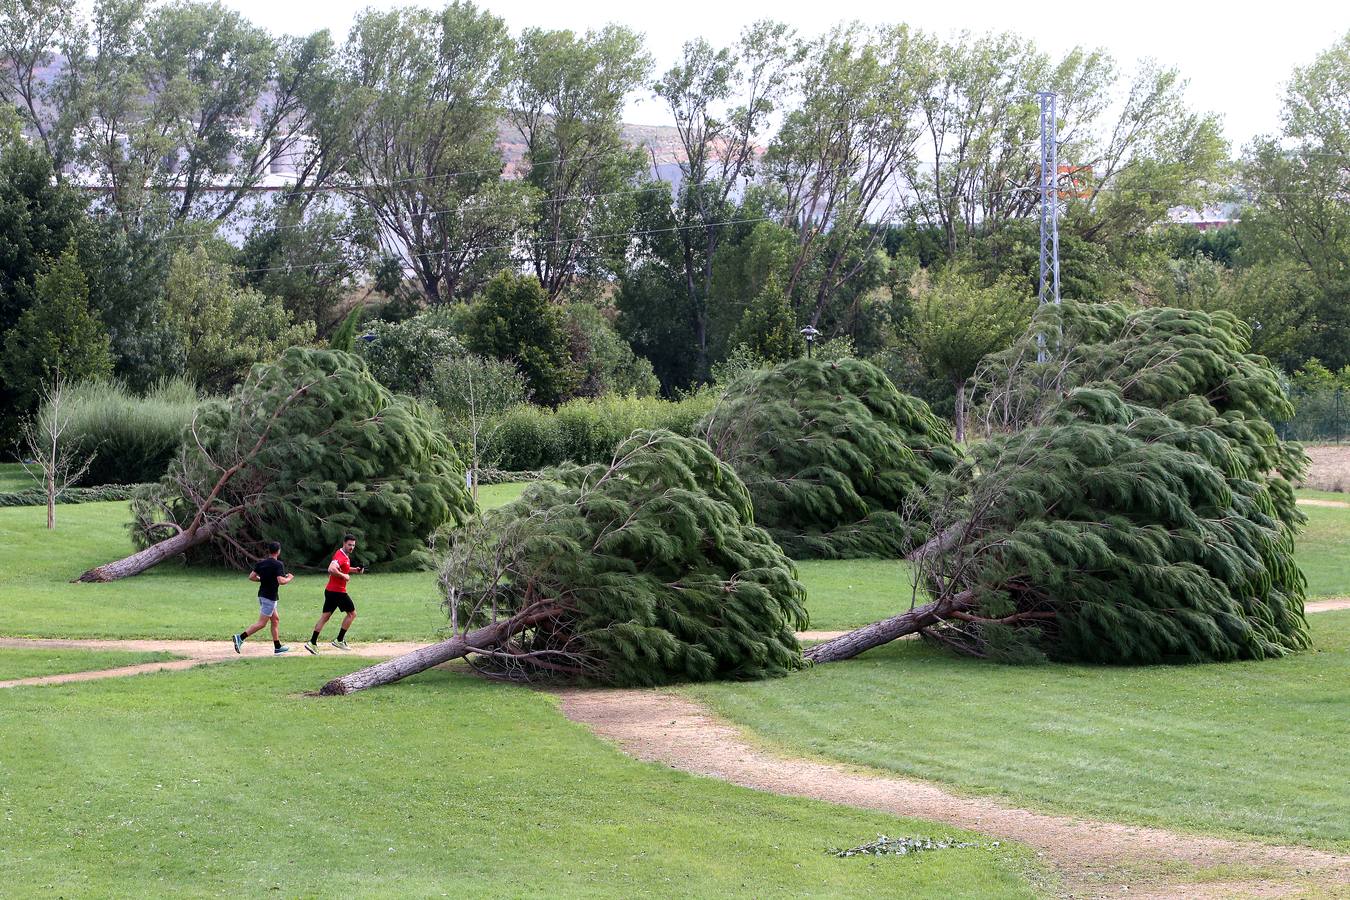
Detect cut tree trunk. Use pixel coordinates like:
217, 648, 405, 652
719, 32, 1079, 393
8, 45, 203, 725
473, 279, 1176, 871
803, 590, 974, 664
320, 607, 562, 695
75, 522, 220, 583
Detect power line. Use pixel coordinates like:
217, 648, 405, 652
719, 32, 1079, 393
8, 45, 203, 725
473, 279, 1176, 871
231, 212, 784, 278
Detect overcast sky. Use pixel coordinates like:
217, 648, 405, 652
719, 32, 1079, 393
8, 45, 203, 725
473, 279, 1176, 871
210, 0, 1348, 149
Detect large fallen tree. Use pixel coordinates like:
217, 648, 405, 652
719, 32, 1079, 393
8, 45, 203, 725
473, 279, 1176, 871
78, 348, 472, 581
321, 430, 807, 694
810, 304, 1311, 665
698, 357, 962, 559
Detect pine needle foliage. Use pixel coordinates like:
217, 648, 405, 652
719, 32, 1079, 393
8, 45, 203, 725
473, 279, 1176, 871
924, 302, 1311, 664
699, 358, 961, 559
439, 430, 807, 686
131, 348, 473, 569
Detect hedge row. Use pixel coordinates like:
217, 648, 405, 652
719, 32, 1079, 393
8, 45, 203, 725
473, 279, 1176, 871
0, 484, 146, 507
468, 393, 717, 471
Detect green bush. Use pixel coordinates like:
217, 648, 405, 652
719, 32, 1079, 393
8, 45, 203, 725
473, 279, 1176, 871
0, 483, 144, 507
479, 393, 717, 470
47, 378, 199, 486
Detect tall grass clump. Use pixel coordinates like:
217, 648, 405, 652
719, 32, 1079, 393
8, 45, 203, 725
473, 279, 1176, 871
480, 393, 717, 470
48, 378, 200, 485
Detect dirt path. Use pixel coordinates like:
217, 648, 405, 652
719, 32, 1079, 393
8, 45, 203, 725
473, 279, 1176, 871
1298, 497, 1350, 508
4, 612, 1349, 896
0, 639, 429, 689
4, 600, 1346, 684
556, 688, 1350, 898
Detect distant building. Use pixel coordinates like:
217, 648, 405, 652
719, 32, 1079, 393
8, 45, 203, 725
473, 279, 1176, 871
1168, 203, 1241, 231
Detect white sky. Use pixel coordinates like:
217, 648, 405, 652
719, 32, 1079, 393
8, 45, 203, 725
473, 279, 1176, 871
212, 0, 1348, 149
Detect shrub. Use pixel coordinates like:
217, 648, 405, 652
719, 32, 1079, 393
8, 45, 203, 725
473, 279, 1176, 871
0, 483, 143, 507
479, 393, 717, 470
45, 378, 199, 486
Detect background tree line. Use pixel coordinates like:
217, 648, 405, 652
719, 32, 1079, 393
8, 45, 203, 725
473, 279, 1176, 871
1, 0, 1346, 446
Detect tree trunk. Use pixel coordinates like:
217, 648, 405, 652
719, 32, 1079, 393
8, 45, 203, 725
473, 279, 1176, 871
46, 473, 55, 531
803, 591, 974, 664
906, 521, 966, 562
319, 607, 562, 695
75, 522, 220, 583
953, 381, 967, 445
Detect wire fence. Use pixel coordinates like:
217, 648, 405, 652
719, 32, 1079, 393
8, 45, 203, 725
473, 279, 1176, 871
1278, 386, 1346, 443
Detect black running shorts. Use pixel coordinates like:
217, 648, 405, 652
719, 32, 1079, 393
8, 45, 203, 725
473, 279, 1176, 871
323, 590, 355, 614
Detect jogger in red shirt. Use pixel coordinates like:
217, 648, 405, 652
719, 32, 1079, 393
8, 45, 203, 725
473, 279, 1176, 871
304, 534, 364, 654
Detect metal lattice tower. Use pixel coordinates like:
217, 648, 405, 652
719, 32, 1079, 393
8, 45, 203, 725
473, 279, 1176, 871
1037, 91, 1060, 308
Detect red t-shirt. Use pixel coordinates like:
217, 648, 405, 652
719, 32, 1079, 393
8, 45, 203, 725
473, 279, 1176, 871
325, 548, 353, 593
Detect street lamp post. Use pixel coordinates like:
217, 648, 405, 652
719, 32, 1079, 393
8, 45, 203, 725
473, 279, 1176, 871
800, 325, 820, 359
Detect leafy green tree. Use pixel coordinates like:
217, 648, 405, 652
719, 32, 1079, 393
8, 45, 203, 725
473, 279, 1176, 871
339, 3, 527, 304
653, 21, 800, 375
1241, 32, 1350, 369
161, 247, 314, 393
0, 132, 85, 336
76, 215, 178, 391
700, 357, 962, 558
320, 429, 807, 693
467, 271, 576, 405
510, 24, 650, 299
764, 23, 929, 326
563, 302, 659, 398
355, 315, 463, 397
707, 220, 796, 361
236, 199, 378, 331
81, 348, 473, 580
728, 274, 803, 363
431, 352, 529, 499
908, 268, 1035, 442
1, 246, 112, 408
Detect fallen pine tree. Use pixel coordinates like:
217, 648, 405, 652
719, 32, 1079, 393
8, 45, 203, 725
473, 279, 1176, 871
698, 357, 961, 559
78, 348, 472, 581
810, 304, 1311, 665
321, 430, 807, 694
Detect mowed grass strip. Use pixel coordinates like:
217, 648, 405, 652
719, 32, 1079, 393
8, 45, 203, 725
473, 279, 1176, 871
0, 461, 32, 492
0, 648, 179, 681
1296, 502, 1350, 599
0, 494, 896, 640
689, 610, 1350, 851
0, 661, 1040, 899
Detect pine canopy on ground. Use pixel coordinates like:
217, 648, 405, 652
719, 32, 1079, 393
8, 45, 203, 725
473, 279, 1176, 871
439, 429, 808, 685
131, 348, 473, 570
699, 357, 961, 559
923, 303, 1311, 663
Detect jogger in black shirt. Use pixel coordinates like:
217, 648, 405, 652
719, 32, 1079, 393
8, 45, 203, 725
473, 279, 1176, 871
232, 541, 295, 655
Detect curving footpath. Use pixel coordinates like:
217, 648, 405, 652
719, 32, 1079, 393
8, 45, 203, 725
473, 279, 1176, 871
3, 603, 1348, 896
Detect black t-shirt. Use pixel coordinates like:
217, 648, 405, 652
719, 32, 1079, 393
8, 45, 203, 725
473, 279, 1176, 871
252, 557, 287, 601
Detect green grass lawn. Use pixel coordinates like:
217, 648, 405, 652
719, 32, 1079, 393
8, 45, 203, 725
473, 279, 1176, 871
0, 661, 1040, 898
794, 558, 920, 630
0, 495, 898, 640
0, 648, 179, 681
690, 610, 1350, 851
0, 461, 32, 491
1296, 503, 1350, 599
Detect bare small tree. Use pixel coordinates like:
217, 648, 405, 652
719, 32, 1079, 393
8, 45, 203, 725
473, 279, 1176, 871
433, 353, 529, 503
18, 375, 95, 530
